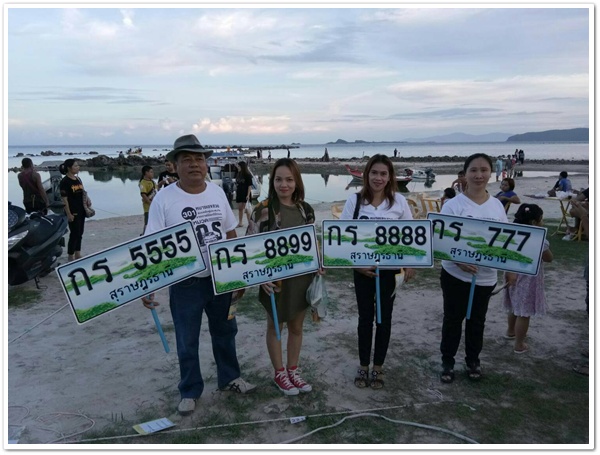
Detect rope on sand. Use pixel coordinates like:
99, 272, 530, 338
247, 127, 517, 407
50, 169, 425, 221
71, 401, 478, 444
8, 304, 69, 344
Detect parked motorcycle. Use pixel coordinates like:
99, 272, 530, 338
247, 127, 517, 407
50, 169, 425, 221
8, 202, 69, 287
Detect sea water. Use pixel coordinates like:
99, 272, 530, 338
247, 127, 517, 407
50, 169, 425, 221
6, 142, 589, 220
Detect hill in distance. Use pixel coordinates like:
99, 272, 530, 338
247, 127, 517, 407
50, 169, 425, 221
506, 127, 588, 142
326, 128, 588, 145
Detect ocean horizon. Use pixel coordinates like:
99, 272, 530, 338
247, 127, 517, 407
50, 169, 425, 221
7, 141, 590, 168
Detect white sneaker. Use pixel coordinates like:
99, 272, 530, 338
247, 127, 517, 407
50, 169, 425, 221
274, 369, 299, 395
177, 398, 197, 416
562, 233, 575, 241
221, 377, 256, 394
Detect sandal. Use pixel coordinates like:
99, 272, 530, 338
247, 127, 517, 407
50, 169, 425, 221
370, 370, 384, 389
440, 368, 455, 384
354, 368, 369, 388
466, 364, 482, 381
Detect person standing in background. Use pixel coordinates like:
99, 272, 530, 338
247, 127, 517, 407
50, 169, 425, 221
18, 157, 49, 214
59, 159, 87, 261
139, 165, 156, 234
235, 161, 253, 228
157, 159, 179, 190
495, 156, 504, 182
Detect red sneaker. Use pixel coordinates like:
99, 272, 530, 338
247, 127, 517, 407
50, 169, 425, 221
287, 366, 312, 393
274, 368, 299, 396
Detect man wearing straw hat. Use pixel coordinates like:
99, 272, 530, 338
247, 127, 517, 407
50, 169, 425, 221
142, 134, 255, 416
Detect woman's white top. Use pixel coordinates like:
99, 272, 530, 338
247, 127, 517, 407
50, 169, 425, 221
340, 193, 413, 221
440, 192, 508, 286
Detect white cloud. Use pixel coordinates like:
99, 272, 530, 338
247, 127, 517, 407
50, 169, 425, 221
193, 116, 291, 135
367, 7, 482, 25
120, 9, 135, 29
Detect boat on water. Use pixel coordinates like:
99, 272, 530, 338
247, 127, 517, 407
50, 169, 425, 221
126, 147, 143, 155
344, 164, 412, 187
404, 168, 436, 180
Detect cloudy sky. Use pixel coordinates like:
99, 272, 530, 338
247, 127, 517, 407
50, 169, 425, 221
7, 5, 590, 145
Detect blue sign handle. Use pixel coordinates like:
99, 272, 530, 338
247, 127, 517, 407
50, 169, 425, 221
270, 292, 281, 341
150, 307, 170, 353
375, 266, 381, 324
466, 274, 477, 320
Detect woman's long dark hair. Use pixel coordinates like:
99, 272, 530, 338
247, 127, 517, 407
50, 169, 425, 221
59, 159, 77, 175
238, 161, 252, 179
359, 154, 397, 208
268, 158, 305, 203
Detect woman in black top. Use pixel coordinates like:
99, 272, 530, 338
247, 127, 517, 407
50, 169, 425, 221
235, 161, 253, 227
59, 159, 86, 261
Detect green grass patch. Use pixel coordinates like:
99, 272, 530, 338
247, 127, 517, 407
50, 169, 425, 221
364, 243, 427, 256
8, 288, 42, 307
255, 254, 314, 268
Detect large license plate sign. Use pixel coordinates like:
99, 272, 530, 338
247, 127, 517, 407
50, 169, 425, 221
56, 221, 205, 324
321, 220, 434, 268
208, 225, 320, 295
427, 213, 547, 275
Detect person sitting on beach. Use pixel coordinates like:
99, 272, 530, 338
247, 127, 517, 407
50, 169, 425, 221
552, 171, 573, 194
563, 188, 589, 241
494, 178, 521, 207
440, 187, 456, 208
141, 134, 255, 416
451, 170, 467, 193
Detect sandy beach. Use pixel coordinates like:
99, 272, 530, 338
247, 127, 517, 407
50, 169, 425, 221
7, 163, 590, 445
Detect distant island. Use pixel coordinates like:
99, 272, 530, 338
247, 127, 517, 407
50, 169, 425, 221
506, 128, 588, 142
327, 127, 589, 145
326, 139, 409, 145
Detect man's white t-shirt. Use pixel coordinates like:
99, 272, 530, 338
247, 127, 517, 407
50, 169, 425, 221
340, 193, 413, 221
145, 182, 237, 277
440, 193, 508, 286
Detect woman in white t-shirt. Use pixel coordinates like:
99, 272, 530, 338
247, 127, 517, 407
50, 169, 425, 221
439, 153, 508, 384
340, 154, 416, 389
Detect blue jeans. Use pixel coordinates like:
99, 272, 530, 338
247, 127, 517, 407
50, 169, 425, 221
169, 276, 241, 398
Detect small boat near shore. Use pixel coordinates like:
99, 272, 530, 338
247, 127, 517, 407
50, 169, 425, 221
404, 167, 435, 180
344, 164, 412, 187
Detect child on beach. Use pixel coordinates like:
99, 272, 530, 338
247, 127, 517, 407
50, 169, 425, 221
139, 165, 156, 234
503, 204, 553, 354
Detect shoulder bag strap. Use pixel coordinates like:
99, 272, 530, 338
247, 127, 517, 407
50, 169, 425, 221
353, 193, 361, 219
